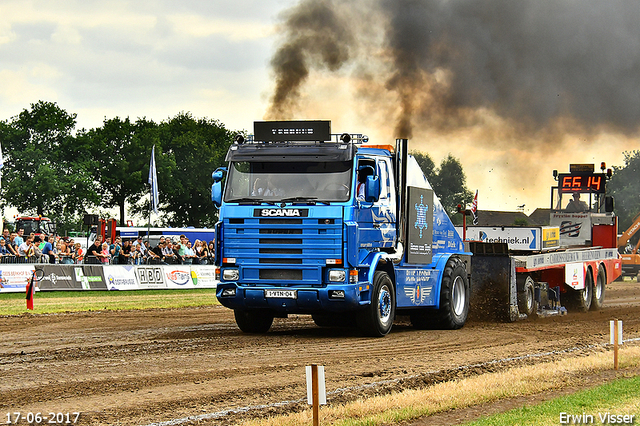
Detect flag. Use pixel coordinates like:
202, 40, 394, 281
26, 273, 36, 311
471, 190, 478, 225
0, 141, 4, 186
148, 145, 159, 214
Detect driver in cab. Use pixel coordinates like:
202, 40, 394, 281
565, 192, 589, 212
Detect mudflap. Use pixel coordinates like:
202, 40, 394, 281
468, 242, 520, 322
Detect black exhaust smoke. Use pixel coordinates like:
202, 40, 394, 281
266, 0, 640, 140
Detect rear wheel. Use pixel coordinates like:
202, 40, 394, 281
234, 309, 274, 333
414, 257, 469, 330
590, 265, 606, 310
565, 269, 593, 312
357, 271, 395, 337
517, 275, 537, 317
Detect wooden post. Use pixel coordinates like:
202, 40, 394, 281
311, 364, 319, 426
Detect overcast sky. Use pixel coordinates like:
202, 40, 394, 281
0, 0, 297, 133
2, 0, 638, 216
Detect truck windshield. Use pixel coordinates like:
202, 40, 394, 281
224, 161, 353, 203
553, 190, 604, 213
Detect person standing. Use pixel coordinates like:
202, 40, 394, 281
42, 235, 56, 264
87, 235, 103, 264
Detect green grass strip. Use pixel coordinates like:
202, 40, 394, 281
0, 289, 220, 315
464, 375, 640, 426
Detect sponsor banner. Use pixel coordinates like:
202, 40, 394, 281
73, 266, 108, 290
523, 248, 619, 270
189, 266, 218, 288
135, 265, 167, 289
103, 265, 138, 291
0, 265, 36, 293
456, 226, 560, 252
395, 267, 438, 307
39, 265, 77, 290
550, 212, 591, 246
407, 187, 434, 264
565, 262, 585, 290
164, 265, 195, 289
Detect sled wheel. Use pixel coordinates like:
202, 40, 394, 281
566, 268, 593, 312
590, 265, 606, 310
517, 275, 537, 317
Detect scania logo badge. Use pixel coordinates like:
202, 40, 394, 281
262, 209, 300, 217
254, 208, 309, 217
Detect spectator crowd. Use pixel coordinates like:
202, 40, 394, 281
0, 229, 215, 266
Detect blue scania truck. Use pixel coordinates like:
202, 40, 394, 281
211, 121, 620, 336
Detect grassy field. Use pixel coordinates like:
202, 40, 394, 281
465, 376, 640, 426
0, 289, 220, 315
242, 346, 640, 426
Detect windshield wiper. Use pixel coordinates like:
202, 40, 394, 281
226, 197, 261, 204
227, 197, 280, 206
280, 196, 329, 205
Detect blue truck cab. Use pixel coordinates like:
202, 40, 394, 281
212, 120, 471, 336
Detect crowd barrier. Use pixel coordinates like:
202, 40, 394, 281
0, 264, 219, 293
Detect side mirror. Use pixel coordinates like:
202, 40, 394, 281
211, 168, 227, 207
605, 196, 614, 213
365, 175, 380, 203
212, 167, 227, 183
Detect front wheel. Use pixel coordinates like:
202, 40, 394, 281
234, 309, 274, 333
416, 257, 469, 330
357, 271, 395, 337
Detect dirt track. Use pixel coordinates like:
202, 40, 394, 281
1, 280, 639, 426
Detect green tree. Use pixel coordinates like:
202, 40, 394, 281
0, 101, 98, 227
84, 117, 160, 225
609, 150, 640, 232
411, 151, 473, 224
131, 112, 234, 227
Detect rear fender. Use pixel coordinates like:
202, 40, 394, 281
431, 253, 456, 309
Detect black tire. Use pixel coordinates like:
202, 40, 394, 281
590, 265, 606, 310
517, 275, 537, 317
357, 271, 395, 337
565, 269, 593, 312
438, 258, 470, 329
234, 309, 274, 333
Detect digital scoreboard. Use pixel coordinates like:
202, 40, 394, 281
557, 173, 606, 193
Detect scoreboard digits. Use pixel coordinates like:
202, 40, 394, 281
558, 173, 605, 193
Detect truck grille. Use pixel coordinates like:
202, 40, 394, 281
223, 215, 343, 286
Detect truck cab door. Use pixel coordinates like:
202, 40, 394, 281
355, 158, 397, 249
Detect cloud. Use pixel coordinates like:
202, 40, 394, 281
0, 0, 298, 132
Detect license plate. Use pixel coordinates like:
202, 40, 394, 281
264, 289, 297, 299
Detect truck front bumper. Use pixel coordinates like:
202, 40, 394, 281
216, 282, 369, 313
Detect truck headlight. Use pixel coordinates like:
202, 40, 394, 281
222, 269, 239, 281
221, 288, 236, 297
328, 270, 346, 282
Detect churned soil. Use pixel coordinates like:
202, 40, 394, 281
1, 280, 639, 426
